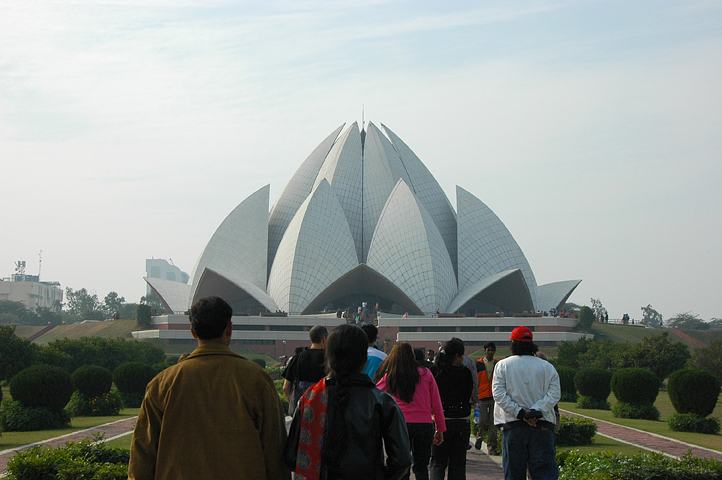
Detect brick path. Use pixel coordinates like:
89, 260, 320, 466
3, 412, 721, 479
560, 409, 722, 460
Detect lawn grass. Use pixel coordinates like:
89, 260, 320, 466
33, 319, 138, 345
557, 435, 648, 456
560, 389, 722, 452
0, 409, 140, 451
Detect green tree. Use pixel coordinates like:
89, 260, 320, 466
0, 300, 42, 325
590, 298, 607, 321
578, 306, 595, 330
102, 291, 125, 318
556, 337, 628, 371
667, 312, 707, 330
140, 290, 166, 315
689, 339, 722, 383
709, 318, 722, 330
35, 306, 62, 326
640, 304, 663, 327
0, 325, 38, 381
620, 331, 690, 382
65, 288, 104, 321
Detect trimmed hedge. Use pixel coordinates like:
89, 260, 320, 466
575, 367, 612, 402
576, 395, 610, 410
10, 364, 74, 411
72, 365, 113, 398
555, 415, 597, 446
0, 399, 71, 431
611, 368, 660, 404
4, 437, 129, 480
556, 366, 577, 402
668, 413, 721, 434
668, 368, 721, 418
113, 362, 156, 408
612, 401, 660, 421
557, 450, 722, 479
66, 390, 123, 417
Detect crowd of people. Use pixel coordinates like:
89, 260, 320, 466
127, 296, 562, 480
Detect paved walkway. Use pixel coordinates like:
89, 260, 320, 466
2, 412, 721, 478
560, 409, 722, 460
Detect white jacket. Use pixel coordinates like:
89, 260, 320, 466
491, 354, 561, 427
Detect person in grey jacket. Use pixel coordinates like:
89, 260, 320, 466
492, 326, 561, 480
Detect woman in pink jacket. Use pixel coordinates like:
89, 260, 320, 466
376, 342, 446, 480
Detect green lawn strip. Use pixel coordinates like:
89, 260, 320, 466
105, 434, 133, 449
32, 319, 138, 345
558, 434, 649, 457
560, 390, 722, 453
0, 409, 139, 451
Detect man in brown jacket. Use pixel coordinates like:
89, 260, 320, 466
128, 296, 290, 480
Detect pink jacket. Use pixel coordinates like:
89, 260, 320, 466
377, 367, 446, 432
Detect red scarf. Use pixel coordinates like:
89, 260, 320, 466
295, 378, 329, 480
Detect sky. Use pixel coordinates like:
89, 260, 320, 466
1, 0, 721, 322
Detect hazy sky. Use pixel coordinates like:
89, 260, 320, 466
2, 1, 721, 321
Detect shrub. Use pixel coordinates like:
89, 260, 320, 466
555, 415, 597, 446
611, 368, 660, 404
152, 362, 175, 374
4, 436, 129, 480
0, 399, 71, 431
574, 367, 612, 401
668, 368, 721, 417
612, 402, 660, 420
576, 395, 610, 410
72, 365, 113, 398
66, 390, 123, 417
252, 358, 267, 369
668, 413, 721, 434
10, 365, 74, 411
44, 337, 166, 373
136, 304, 152, 329
556, 366, 577, 402
577, 306, 595, 329
557, 450, 722, 479
113, 362, 157, 408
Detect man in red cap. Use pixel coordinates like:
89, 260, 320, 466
491, 326, 561, 480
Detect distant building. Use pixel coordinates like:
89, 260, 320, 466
145, 259, 189, 294
0, 266, 63, 311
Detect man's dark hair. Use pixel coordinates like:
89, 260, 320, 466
483, 341, 496, 350
361, 324, 378, 344
189, 296, 232, 340
510, 339, 539, 356
450, 336, 464, 346
309, 325, 328, 344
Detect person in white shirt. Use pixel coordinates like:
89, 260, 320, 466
492, 326, 561, 480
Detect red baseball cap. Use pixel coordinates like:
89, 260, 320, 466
509, 326, 533, 342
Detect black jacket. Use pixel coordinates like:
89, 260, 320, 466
284, 373, 412, 480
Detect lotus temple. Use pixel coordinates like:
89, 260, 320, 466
136, 122, 587, 355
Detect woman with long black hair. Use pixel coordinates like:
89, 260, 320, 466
285, 325, 412, 480
429, 340, 473, 480
375, 342, 446, 480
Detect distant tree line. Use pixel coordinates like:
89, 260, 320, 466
0, 287, 167, 326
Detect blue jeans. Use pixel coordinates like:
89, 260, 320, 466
405, 422, 435, 480
430, 418, 470, 480
501, 424, 558, 480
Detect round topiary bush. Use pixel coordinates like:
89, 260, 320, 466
668, 368, 721, 417
10, 365, 74, 411
556, 366, 577, 402
72, 365, 113, 398
611, 368, 660, 404
575, 368, 613, 402
611, 401, 660, 420
66, 390, 123, 417
251, 358, 267, 369
113, 362, 157, 408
